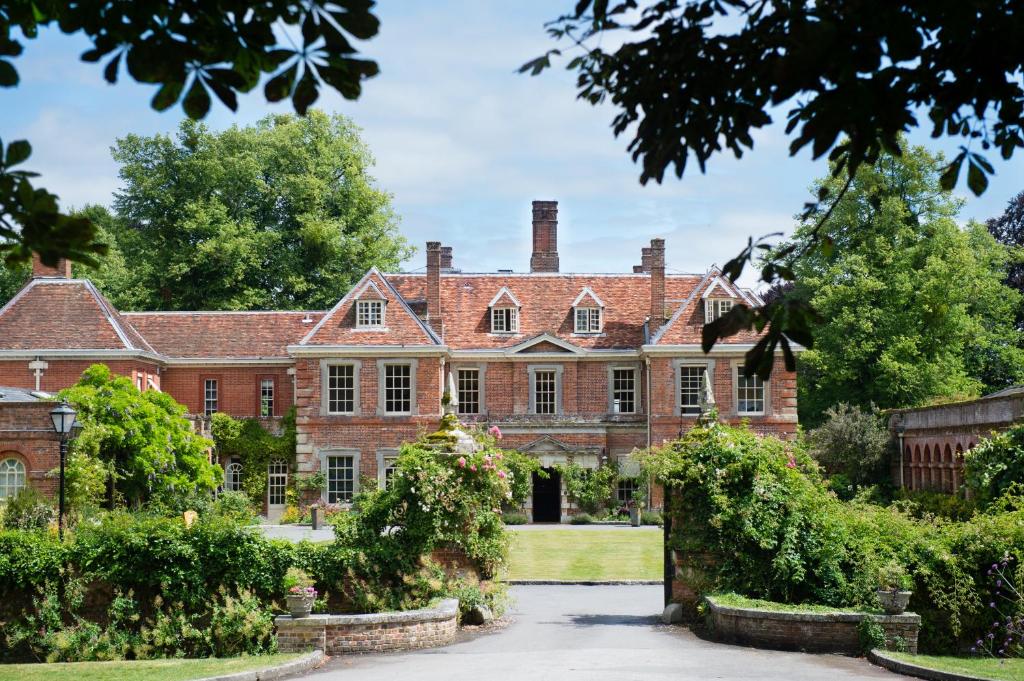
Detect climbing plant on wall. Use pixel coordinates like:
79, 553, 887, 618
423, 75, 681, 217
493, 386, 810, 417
210, 409, 296, 506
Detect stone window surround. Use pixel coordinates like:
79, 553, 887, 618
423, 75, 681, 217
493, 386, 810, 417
317, 447, 361, 504
528, 364, 564, 415
376, 358, 418, 416
320, 359, 361, 416
376, 448, 399, 488
490, 306, 519, 334
355, 299, 386, 329
451, 363, 487, 416
257, 374, 277, 418
673, 358, 716, 417
732, 359, 768, 417
704, 297, 734, 322
0, 453, 27, 500
200, 374, 221, 416
607, 363, 641, 414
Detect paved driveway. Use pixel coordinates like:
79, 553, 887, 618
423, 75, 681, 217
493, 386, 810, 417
295, 585, 897, 681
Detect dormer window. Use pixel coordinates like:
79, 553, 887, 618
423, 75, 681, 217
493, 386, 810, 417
705, 298, 733, 322
491, 307, 519, 333
574, 307, 601, 333
357, 299, 385, 328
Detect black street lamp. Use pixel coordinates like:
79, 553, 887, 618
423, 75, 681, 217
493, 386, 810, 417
49, 400, 77, 540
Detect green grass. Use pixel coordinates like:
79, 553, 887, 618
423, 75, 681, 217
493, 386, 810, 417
0, 653, 303, 681
885, 652, 1024, 681
505, 528, 662, 581
709, 592, 879, 615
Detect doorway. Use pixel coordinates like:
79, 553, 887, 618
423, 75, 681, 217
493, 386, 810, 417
267, 458, 288, 521
531, 467, 561, 523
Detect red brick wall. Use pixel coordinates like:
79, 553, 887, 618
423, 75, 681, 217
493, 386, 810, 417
0, 402, 61, 497
0, 359, 160, 394
160, 366, 294, 418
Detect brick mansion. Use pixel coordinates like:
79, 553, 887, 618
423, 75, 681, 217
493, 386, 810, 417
0, 201, 797, 521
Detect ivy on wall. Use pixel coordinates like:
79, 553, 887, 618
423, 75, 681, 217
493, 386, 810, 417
210, 409, 297, 506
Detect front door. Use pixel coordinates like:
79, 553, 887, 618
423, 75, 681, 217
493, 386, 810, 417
267, 459, 288, 522
532, 467, 561, 523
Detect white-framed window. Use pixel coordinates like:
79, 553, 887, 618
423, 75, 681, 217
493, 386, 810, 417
0, 457, 26, 500
705, 298, 734, 322
267, 459, 288, 506
616, 477, 638, 504
533, 370, 557, 415
383, 363, 412, 413
204, 378, 218, 416
356, 299, 385, 328
327, 364, 356, 414
224, 458, 243, 492
611, 368, 636, 414
136, 374, 144, 391
679, 366, 704, 416
381, 456, 398, 490
457, 368, 480, 415
327, 454, 355, 503
574, 307, 602, 333
736, 371, 765, 415
491, 307, 518, 333
259, 378, 274, 417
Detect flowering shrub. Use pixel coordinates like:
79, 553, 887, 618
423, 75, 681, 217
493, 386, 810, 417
972, 555, 1023, 658
966, 424, 1024, 506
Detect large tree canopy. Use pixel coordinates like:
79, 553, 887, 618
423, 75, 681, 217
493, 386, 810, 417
0, 0, 381, 270
528, 1, 1024, 376
102, 111, 409, 311
789, 143, 1024, 424
988, 190, 1024, 315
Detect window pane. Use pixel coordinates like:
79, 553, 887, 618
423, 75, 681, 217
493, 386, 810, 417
707, 299, 734, 322
382, 457, 397, 490
224, 460, 243, 492
267, 459, 288, 506
617, 477, 638, 504
260, 378, 274, 417
357, 300, 384, 327
384, 364, 412, 413
328, 364, 355, 413
612, 368, 636, 414
492, 307, 517, 332
328, 455, 355, 503
204, 379, 218, 416
679, 367, 703, 415
0, 458, 26, 500
457, 368, 480, 415
737, 373, 765, 414
534, 370, 557, 414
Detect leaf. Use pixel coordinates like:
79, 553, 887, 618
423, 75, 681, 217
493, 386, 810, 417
182, 77, 212, 119
966, 157, 988, 196
151, 81, 183, 111
938, 151, 965, 191
5, 140, 31, 167
103, 53, 121, 84
264, 63, 298, 102
292, 68, 318, 115
0, 59, 17, 87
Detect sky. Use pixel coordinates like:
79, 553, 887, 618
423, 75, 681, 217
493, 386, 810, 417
2, 1, 1022, 282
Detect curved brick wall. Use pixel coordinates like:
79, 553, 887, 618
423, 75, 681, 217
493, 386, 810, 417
705, 597, 920, 655
276, 598, 459, 654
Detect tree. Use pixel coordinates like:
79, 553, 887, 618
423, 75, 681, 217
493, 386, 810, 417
789, 143, 1024, 424
0, 1, 381, 270
60, 364, 220, 508
104, 111, 409, 310
987, 190, 1024, 326
806, 403, 891, 486
527, 1, 1024, 375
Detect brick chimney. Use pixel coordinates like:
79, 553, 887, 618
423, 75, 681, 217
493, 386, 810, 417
640, 247, 652, 273
440, 246, 453, 271
530, 200, 559, 273
649, 238, 666, 328
426, 241, 442, 328
31, 253, 72, 278
632, 265, 644, 273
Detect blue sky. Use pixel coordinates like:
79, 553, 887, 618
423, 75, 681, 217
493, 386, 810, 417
2, 1, 1022, 281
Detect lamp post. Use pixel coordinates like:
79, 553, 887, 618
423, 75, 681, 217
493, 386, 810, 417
50, 400, 77, 540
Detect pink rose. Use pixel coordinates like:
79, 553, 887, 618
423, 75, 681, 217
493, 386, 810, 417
786, 454, 797, 469
489, 425, 503, 440
497, 470, 507, 479
495, 452, 503, 460
457, 457, 466, 468
470, 464, 477, 472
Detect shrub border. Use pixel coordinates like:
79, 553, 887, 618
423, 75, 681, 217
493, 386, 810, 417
195, 650, 325, 681
867, 650, 996, 681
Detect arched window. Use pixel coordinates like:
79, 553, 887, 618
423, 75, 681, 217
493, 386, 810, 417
0, 457, 26, 500
224, 459, 243, 492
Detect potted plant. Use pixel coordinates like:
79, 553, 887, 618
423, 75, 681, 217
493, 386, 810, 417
283, 567, 318, 618
876, 560, 913, 615
628, 498, 641, 527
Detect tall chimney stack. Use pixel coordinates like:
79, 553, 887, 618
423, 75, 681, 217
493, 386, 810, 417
440, 246, 453, 271
530, 200, 559, 273
640, 247, 652, 273
426, 241, 441, 328
31, 253, 72, 279
649, 238, 666, 329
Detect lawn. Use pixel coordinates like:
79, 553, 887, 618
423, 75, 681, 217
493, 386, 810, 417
885, 652, 1024, 681
709, 593, 879, 615
0, 653, 303, 681
506, 528, 662, 581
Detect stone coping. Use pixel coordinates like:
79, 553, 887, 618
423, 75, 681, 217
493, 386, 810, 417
705, 596, 921, 624
195, 650, 324, 681
274, 598, 459, 628
868, 650, 997, 681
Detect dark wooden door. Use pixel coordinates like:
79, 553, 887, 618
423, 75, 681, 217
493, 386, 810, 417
532, 467, 561, 523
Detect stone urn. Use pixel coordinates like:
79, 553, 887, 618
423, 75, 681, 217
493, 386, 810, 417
876, 589, 912, 615
286, 593, 315, 618
629, 507, 641, 526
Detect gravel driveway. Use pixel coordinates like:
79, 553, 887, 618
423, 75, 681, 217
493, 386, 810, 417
292, 585, 898, 681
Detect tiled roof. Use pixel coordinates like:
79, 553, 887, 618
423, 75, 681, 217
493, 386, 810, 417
652, 270, 765, 346
0, 279, 152, 351
124, 310, 324, 358
388, 273, 705, 349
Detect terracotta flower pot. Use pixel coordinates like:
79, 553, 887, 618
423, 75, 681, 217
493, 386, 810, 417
286, 593, 315, 618
876, 589, 912, 615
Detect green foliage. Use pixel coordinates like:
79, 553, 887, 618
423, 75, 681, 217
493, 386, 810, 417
556, 462, 617, 514
891, 489, 978, 522
282, 567, 313, 592
502, 450, 543, 506
211, 491, 258, 526
965, 425, 1024, 506
0, 1, 381, 269
1, 487, 54, 531
569, 513, 593, 525
640, 511, 663, 526
211, 411, 296, 508
858, 618, 887, 654
106, 112, 410, 311
502, 512, 529, 525
60, 364, 219, 507
807, 403, 893, 485
790, 144, 1024, 423
58, 448, 110, 514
